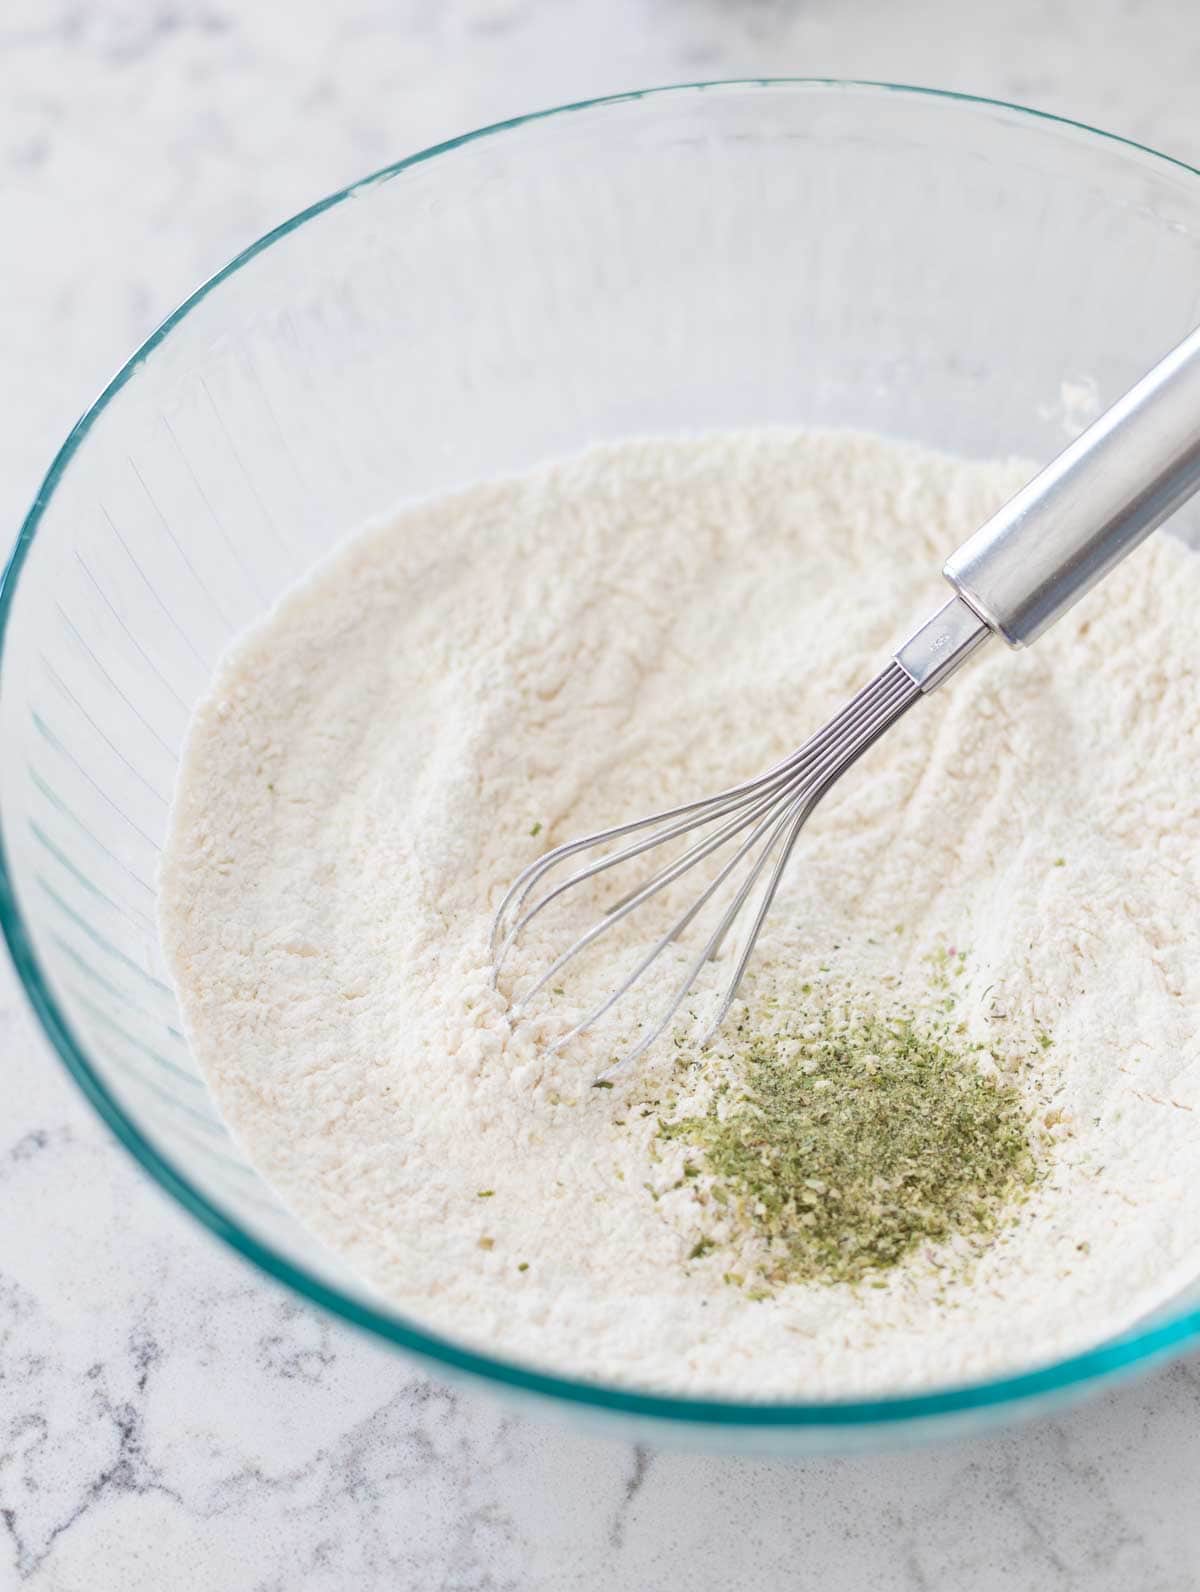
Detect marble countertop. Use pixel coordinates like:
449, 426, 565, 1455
5, 2, 1200, 1587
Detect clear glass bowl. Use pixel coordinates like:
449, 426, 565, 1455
4, 80, 1200, 1454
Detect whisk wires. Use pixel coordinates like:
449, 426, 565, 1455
491, 661, 921, 1078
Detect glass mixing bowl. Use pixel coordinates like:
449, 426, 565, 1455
4, 80, 1200, 1454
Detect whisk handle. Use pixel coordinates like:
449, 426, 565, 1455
943, 323, 1200, 647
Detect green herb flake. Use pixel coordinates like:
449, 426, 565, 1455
688, 1235, 717, 1261
517, 1261, 530, 1272
655, 999, 1042, 1290
529, 821, 542, 837
592, 1079, 614, 1090
476, 1189, 495, 1198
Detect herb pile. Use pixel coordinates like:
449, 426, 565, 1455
657, 998, 1043, 1290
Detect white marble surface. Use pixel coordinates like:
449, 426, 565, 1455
4, 2, 1200, 1587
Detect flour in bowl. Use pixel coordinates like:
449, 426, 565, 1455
160, 431, 1200, 1398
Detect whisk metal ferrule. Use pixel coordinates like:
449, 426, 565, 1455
895, 594, 991, 693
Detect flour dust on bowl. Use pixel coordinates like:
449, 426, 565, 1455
4, 81, 1200, 1454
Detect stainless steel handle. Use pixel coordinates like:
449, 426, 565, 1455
943, 324, 1200, 647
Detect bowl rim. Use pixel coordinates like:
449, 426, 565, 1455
4, 76, 1200, 1433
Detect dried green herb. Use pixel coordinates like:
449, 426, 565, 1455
659, 1001, 1041, 1289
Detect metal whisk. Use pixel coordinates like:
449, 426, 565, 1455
493, 324, 1200, 1078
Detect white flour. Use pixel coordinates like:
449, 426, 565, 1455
160, 431, 1200, 1398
